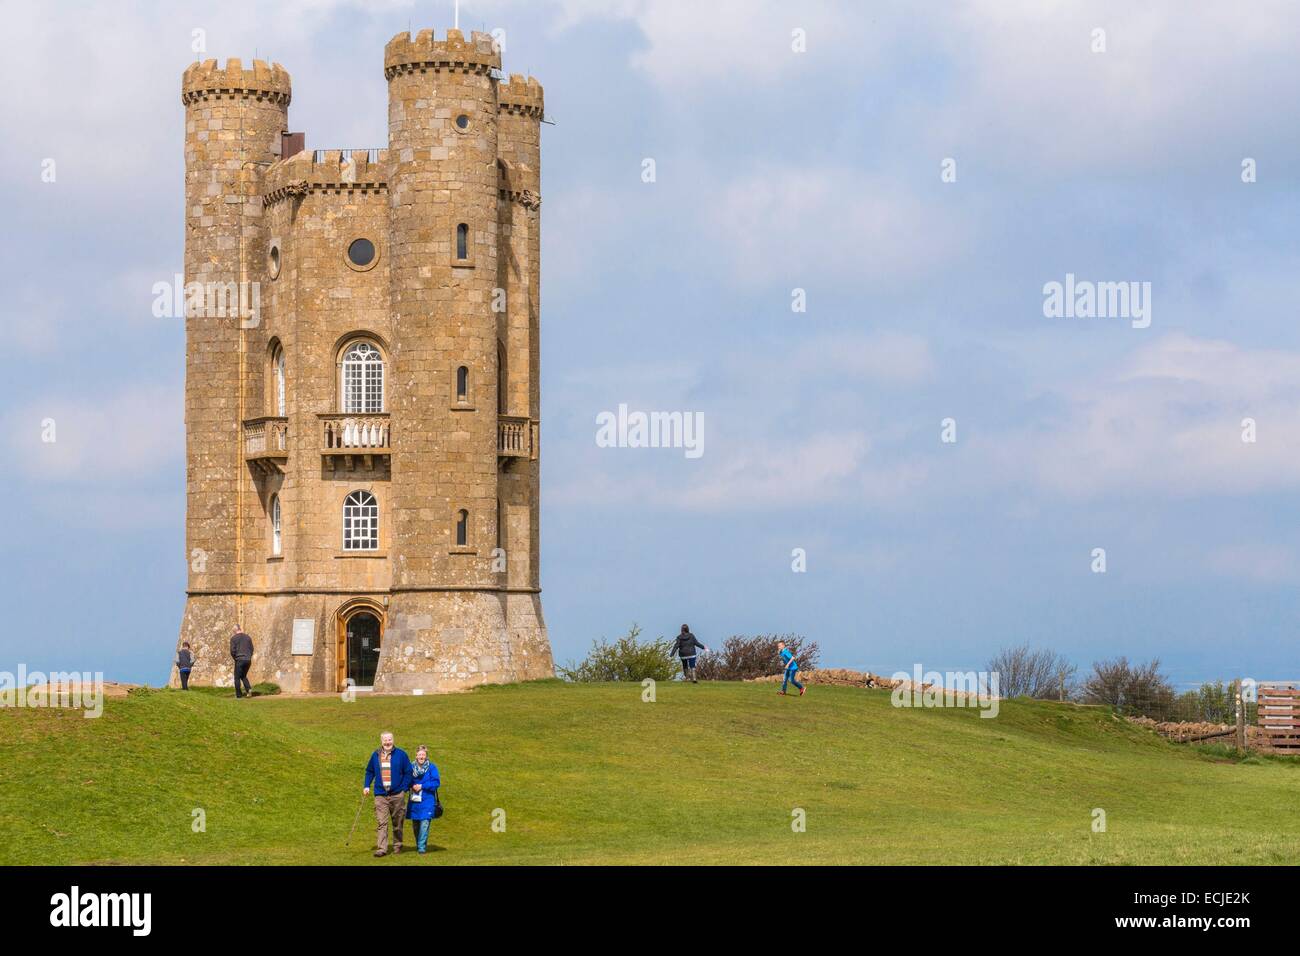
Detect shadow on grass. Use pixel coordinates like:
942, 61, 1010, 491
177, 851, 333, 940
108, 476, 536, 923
168, 683, 282, 699
1191, 741, 1300, 766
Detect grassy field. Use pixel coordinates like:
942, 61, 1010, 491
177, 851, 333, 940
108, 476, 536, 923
1, 679, 1297, 865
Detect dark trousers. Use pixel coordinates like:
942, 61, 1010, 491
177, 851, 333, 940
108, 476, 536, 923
179, 669, 191, 690
233, 659, 252, 697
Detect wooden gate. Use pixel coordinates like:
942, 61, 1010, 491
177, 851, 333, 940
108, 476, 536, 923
1257, 683, 1300, 751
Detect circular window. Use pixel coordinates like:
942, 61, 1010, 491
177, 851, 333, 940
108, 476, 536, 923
455, 114, 471, 131
346, 237, 377, 271
268, 242, 281, 279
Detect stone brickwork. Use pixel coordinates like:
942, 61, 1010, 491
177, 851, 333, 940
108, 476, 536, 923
173, 32, 553, 694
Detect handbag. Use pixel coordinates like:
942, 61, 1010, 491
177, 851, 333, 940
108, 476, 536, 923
432, 788, 444, 819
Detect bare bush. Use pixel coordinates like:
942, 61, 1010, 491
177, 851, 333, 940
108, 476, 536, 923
694, 635, 819, 681
1082, 657, 1175, 719
986, 644, 1077, 699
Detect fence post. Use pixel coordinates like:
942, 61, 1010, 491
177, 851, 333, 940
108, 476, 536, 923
1235, 679, 1246, 754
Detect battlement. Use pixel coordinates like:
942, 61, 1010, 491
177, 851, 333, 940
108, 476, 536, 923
498, 159, 540, 208
384, 28, 501, 79
499, 74, 544, 119
182, 57, 291, 106
262, 148, 389, 207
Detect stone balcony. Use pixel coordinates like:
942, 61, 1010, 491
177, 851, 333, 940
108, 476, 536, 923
320, 413, 391, 470
243, 416, 288, 474
498, 415, 537, 461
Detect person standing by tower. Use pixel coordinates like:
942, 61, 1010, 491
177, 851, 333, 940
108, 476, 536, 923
671, 625, 708, 683
229, 626, 254, 699
777, 640, 805, 697
175, 642, 194, 690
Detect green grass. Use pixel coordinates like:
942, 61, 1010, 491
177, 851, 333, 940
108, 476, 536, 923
2, 679, 1298, 865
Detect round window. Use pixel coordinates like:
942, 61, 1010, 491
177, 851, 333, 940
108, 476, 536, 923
347, 238, 376, 268
455, 114, 470, 130
268, 243, 281, 279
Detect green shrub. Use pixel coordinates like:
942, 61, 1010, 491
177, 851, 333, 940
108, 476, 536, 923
558, 625, 677, 683
694, 634, 819, 681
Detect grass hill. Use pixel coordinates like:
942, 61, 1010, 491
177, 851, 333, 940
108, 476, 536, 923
1, 679, 1297, 865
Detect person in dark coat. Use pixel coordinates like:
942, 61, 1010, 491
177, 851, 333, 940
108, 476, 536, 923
670, 625, 709, 683
229, 627, 254, 698
176, 642, 194, 690
405, 744, 441, 854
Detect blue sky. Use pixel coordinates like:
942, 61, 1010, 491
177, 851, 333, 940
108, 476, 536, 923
4, 0, 1300, 687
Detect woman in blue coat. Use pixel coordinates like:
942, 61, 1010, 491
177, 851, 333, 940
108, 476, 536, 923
406, 745, 441, 854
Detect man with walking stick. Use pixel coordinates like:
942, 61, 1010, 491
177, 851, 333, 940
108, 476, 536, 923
363, 731, 413, 857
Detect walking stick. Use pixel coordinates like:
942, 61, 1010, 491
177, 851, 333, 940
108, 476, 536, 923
345, 790, 367, 847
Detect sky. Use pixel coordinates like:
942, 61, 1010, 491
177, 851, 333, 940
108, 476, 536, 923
2, 0, 1300, 688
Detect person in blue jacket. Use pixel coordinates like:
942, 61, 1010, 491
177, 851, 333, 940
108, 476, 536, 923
405, 744, 441, 854
363, 731, 413, 857
777, 641, 805, 697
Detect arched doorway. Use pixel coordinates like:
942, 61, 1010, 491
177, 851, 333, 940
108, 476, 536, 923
336, 601, 385, 691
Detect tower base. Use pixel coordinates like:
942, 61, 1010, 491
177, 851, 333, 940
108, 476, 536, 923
171, 591, 553, 694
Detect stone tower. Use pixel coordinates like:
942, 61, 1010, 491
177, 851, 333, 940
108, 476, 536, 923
174, 31, 553, 694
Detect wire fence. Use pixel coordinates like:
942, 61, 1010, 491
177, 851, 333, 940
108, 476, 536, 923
1095, 678, 1300, 752
1107, 680, 1255, 725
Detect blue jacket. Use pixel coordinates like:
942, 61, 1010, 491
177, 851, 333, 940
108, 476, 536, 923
364, 748, 413, 795
406, 762, 441, 821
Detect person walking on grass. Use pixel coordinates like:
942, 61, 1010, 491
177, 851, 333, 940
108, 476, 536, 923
406, 745, 441, 855
176, 641, 194, 690
364, 731, 412, 857
671, 624, 709, 683
229, 626, 254, 698
777, 640, 805, 697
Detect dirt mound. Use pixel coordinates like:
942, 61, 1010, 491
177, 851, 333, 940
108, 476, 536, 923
748, 668, 901, 689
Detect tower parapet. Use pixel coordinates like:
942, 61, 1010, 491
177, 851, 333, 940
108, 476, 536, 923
262, 149, 389, 207
181, 58, 291, 105
498, 74, 544, 119
383, 28, 500, 78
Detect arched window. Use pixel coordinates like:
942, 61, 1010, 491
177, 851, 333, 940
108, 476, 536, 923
274, 347, 286, 417
456, 223, 469, 260
271, 494, 282, 556
342, 341, 384, 413
456, 365, 469, 404
455, 509, 469, 547
344, 491, 379, 551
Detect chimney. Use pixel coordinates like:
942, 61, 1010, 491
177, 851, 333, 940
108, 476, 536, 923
280, 131, 305, 158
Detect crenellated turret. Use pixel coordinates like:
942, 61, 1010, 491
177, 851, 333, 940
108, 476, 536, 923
178, 57, 291, 683
385, 28, 502, 595
496, 73, 543, 594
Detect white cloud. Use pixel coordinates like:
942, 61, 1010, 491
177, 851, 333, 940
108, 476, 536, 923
1204, 544, 1300, 584
994, 334, 1300, 498
6, 384, 183, 484
933, 0, 1300, 173
701, 163, 969, 286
